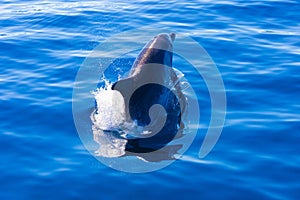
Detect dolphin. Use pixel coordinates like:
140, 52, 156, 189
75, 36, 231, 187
112, 33, 186, 153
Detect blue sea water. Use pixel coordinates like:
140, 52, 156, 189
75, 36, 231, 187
1, 0, 300, 199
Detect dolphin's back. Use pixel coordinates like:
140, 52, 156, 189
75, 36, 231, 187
131, 48, 173, 73
111, 33, 185, 153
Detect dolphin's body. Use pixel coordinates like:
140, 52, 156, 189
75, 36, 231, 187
112, 33, 186, 153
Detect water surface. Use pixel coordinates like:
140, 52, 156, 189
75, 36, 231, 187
1, 0, 300, 199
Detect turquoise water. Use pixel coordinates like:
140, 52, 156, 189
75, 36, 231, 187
1, 0, 300, 199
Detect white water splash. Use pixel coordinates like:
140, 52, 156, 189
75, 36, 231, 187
92, 83, 126, 130
90, 81, 154, 157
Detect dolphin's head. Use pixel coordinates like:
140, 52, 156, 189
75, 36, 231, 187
155, 33, 176, 42
148, 33, 176, 51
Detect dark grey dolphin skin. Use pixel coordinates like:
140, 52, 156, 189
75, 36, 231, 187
112, 33, 186, 153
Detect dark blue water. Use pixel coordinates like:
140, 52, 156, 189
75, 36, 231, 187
1, 0, 300, 199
